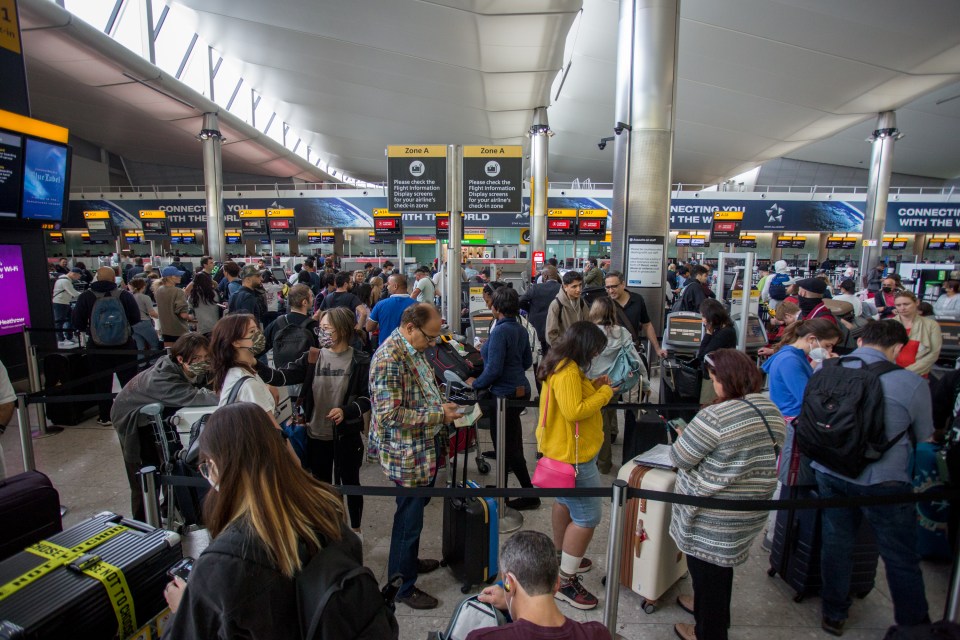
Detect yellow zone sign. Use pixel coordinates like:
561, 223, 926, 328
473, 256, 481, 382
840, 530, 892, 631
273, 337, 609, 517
387, 145, 446, 158
463, 145, 522, 158
714, 210, 744, 221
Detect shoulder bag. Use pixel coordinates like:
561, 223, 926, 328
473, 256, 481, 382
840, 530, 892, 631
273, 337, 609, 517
531, 385, 578, 489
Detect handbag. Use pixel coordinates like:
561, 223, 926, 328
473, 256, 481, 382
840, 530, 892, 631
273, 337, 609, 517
663, 357, 701, 400
531, 386, 579, 489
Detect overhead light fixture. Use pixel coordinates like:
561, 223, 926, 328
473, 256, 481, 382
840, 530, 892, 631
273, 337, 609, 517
197, 128, 225, 142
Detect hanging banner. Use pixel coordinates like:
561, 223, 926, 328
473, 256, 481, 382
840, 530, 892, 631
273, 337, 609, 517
462, 145, 522, 213
626, 235, 664, 288
387, 145, 446, 212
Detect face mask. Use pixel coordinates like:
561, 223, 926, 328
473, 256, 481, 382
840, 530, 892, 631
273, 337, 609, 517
317, 328, 334, 349
187, 360, 210, 377
798, 296, 819, 314
809, 339, 829, 363
248, 330, 266, 355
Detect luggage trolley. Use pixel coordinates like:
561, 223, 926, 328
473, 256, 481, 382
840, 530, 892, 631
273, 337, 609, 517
138, 403, 184, 529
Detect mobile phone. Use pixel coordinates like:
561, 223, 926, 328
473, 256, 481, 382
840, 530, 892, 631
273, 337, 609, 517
167, 557, 195, 582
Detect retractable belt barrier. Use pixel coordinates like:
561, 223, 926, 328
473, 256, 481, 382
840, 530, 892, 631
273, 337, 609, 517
0, 525, 137, 637
21, 348, 167, 405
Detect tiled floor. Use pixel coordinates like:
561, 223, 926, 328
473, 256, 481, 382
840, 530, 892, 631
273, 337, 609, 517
1, 380, 952, 640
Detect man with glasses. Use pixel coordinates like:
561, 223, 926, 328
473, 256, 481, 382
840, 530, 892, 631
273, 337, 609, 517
603, 271, 667, 359
369, 303, 461, 610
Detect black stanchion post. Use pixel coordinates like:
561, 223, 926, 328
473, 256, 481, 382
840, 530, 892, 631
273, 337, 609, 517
497, 396, 523, 533
603, 479, 628, 636
139, 466, 161, 529
16, 393, 35, 472
23, 331, 48, 435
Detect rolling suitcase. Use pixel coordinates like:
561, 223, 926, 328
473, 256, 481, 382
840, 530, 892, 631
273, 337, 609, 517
913, 442, 951, 560
441, 426, 499, 594
623, 409, 675, 464
0, 471, 62, 562
42, 352, 97, 426
0, 511, 182, 639
617, 462, 687, 613
767, 486, 879, 601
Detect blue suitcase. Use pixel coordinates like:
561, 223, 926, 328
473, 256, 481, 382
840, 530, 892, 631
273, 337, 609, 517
913, 442, 951, 560
442, 430, 499, 594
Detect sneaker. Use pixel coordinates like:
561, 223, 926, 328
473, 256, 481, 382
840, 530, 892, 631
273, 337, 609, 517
556, 551, 592, 574
417, 558, 440, 574
397, 587, 439, 610
506, 497, 541, 511
821, 617, 845, 637
96, 418, 112, 426
555, 574, 598, 610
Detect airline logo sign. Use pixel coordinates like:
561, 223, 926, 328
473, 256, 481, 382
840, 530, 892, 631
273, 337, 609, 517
373, 208, 403, 240
462, 145, 522, 213
711, 209, 744, 243
387, 145, 446, 212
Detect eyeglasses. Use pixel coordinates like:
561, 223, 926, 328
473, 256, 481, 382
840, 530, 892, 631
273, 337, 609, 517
604, 283, 622, 290
197, 461, 214, 480
419, 328, 440, 344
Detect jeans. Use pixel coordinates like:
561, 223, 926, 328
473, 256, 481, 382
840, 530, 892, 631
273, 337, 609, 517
388, 438, 439, 598
305, 432, 364, 529
53, 303, 72, 341
687, 554, 733, 640
131, 320, 160, 360
816, 471, 929, 625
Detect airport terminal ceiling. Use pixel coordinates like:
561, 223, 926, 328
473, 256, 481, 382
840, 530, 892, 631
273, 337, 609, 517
18, 0, 960, 186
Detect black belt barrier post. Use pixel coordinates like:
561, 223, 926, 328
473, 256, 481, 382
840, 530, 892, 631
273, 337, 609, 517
22, 330, 49, 435
139, 466, 161, 529
16, 393, 35, 472
603, 479, 627, 637
946, 530, 960, 622
496, 396, 523, 533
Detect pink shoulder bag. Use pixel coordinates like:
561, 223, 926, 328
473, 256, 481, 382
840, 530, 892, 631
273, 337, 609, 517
531, 385, 579, 489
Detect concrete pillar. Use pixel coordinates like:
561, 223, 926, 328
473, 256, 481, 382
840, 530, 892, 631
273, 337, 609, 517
859, 111, 900, 273
529, 107, 551, 266
333, 229, 345, 257
610, 0, 679, 333
200, 113, 226, 261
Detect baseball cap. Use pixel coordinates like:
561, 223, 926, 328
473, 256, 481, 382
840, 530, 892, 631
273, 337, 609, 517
69, 267, 83, 274
161, 266, 185, 278
796, 277, 826, 295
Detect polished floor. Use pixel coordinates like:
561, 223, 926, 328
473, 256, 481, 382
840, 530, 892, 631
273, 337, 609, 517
1, 376, 951, 640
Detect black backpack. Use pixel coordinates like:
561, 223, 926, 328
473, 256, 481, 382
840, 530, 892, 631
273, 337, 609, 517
296, 535, 399, 640
272, 315, 314, 369
795, 356, 905, 478
767, 272, 790, 301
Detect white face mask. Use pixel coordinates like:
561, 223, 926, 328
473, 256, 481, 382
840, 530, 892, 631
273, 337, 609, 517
809, 338, 829, 363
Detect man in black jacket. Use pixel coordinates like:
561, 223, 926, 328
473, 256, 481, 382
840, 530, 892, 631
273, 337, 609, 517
320, 271, 362, 313
72, 267, 142, 425
675, 265, 715, 313
520, 265, 562, 355
227, 265, 264, 326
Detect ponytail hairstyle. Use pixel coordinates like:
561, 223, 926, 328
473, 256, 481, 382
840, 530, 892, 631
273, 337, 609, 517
773, 318, 842, 353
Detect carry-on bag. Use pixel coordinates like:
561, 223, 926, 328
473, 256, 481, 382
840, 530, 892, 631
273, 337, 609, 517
441, 423, 499, 594
913, 442, 952, 560
0, 511, 182, 639
42, 352, 97, 426
767, 485, 879, 601
428, 594, 508, 640
617, 462, 687, 613
0, 471, 62, 562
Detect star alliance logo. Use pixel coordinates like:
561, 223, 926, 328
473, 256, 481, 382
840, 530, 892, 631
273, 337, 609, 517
766, 204, 785, 223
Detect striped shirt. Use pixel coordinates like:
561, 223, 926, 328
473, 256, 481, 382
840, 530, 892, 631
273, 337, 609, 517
669, 394, 785, 567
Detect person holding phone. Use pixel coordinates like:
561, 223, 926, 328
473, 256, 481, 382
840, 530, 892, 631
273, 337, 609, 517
535, 321, 618, 611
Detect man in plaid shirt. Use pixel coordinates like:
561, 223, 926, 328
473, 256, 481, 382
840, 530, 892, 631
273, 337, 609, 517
369, 303, 460, 609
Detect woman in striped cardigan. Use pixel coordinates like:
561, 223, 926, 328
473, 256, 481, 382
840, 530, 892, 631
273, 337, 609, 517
669, 348, 786, 640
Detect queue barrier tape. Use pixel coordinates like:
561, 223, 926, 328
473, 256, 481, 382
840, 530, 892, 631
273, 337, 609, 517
0, 524, 137, 637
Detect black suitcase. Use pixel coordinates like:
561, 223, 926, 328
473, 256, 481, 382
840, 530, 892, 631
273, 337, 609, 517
622, 409, 675, 463
441, 429, 499, 594
42, 352, 98, 426
0, 511, 182, 639
767, 486, 880, 602
0, 472, 62, 562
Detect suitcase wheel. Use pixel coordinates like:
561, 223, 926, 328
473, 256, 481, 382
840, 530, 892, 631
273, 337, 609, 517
476, 458, 491, 475
640, 598, 657, 614
766, 567, 777, 577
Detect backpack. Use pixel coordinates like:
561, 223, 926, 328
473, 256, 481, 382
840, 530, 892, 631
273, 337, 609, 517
432, 595, 507, 640
89, 288, 131, 346
296, 535, 400, 640
272, 315, 314, 368
767, 272, 790, 301
607, 344, 644, 394
795, 356, 905, 478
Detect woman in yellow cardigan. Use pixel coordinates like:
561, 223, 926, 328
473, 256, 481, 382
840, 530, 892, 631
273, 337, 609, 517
536, 321, 618, 611
894, 291, 942, 376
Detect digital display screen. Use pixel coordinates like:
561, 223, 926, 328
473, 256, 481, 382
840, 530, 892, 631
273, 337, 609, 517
180, 234, 196, 244
548, 219, 573, 230
665, 316, 703, 346
942, 240, 959, 251
242, 219, 265, 230
143, 220, 166, 232
437, 217, 449, 230
825, 239, 843, 249
226, 234, 242, 245
841, 239, 857, 250
260, 238, 272, 245
170, 235, 181, 244
775, 239, 790, 248
321, 234, 335, 244
21, 138, 69, 221
0, 131, 23, 219
791, 239, 806, 248
928, 239, 944, 250
268, 219, 290, 230
87, 220, 107, 231
375, 218, 398, 229
676, 237, 691, 246
713, 221, 737, 233
938, 319, 960, 349
737, 238, 757, 248
125, 234, 142, 244
47, 233, 64, 245
0, 245, 30, 335
579, 219, 603, 230
307, 234, 321, 245
892, 239, 909, 250
81, 234, 107, 245
690, 237, 707, 247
